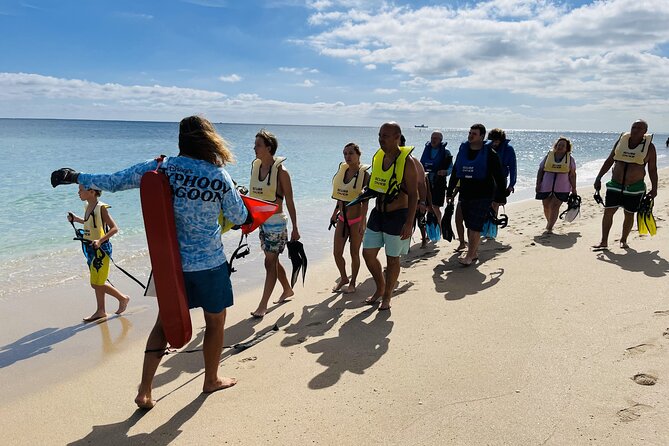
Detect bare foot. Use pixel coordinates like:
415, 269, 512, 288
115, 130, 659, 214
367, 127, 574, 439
250, 310, 265, 319
83, 312, 107, 323
116, 295, 130, 315
455, 243, 467, 252
364, 294, 381, 305
378, 298, 391, 311
420, 238, 428, 249
135, 393, 155, 410
203, 377, 237, 394
592, 243, 608, 251
544, 228, 553, 235
343, 283, 357, 294
276, 289, 295, 303
458, 257, 477, 267
620, 241, 630, 249
332, 277, 349, 292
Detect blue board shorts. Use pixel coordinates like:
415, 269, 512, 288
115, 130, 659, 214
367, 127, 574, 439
363, 208, 411, 257
183, 262, 233, 313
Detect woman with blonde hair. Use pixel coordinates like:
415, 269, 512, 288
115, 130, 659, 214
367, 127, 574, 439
51, 115, 248, 408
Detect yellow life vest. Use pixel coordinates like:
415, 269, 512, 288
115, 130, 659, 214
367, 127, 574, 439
83, 202, 110, 241
331, 163, 370, 202
368, 146, 414, 194
613, 132, 653, 165
543, 151, 570, 173
249, 156, 285, 202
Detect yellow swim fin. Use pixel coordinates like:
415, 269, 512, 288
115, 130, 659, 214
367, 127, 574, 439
645, 211, 657, 236
637, 212, 648, 235
637, 195, 656, 236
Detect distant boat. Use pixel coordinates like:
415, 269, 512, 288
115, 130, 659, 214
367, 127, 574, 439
414, 124, 428, 128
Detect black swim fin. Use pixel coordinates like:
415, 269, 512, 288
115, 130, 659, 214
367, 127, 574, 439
441, 203, 454, 242
346, 187, 379, 207
286, 240, 307, 287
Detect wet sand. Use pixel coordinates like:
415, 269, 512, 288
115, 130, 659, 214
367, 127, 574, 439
1, 169, 668, 445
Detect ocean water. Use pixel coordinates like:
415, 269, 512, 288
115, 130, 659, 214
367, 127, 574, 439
1, 118, 667, 299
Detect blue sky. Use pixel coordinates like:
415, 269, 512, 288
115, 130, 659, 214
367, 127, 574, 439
1, 0, 668, 131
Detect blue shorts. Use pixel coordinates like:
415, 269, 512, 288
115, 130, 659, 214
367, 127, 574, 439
363, 229, 410, 257
183, 262, 233, 313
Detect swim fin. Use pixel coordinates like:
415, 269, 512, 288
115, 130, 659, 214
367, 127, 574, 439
559, 194, 581, 223
637, 194, 656, 236
441, 203, 454, 242
286, 240, 307, 287
346, 187, 379, 207
426, 212, 441, 243
481, 208, 498, 239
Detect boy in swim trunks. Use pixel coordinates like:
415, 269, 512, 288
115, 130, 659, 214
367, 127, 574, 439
68, 185, 129, 322
250, 130, 300, 318
593, 120, 658, 249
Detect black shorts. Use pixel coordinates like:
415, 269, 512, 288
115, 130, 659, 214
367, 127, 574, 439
459, 198, 492, 232
605, 190, 644, 213
368, 207, 409, 236
535, 191, 569, 202
430, 175, 447, 207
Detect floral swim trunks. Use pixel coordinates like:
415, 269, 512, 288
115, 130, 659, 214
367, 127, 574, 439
259, 213, 288, 254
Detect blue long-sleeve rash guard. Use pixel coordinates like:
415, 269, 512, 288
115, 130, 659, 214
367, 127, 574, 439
78, 156, 248, 272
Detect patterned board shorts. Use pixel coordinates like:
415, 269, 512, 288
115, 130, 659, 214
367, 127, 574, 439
259, 213, 288, 254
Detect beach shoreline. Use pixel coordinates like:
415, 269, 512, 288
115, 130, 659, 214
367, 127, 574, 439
1, 169, 668, 445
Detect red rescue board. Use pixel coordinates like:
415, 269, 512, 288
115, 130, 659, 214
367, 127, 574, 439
140, 170, 192, 348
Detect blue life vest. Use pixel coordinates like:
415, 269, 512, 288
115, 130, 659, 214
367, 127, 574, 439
419, 141, 448, 173
454, 141, 490, 180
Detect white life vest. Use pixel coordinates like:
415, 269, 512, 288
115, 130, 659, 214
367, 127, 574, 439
613, 132, 653, 165
331, 163, 369, 202
543, 151, 570, 174
249, 156, 286, 202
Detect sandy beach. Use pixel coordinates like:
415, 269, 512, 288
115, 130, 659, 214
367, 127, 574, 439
1, 170, 668, 445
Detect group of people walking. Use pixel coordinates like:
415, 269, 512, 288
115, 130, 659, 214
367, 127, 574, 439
50, 117, 658, 410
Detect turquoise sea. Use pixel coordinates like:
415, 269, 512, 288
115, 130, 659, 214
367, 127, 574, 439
1, 118, 667, 299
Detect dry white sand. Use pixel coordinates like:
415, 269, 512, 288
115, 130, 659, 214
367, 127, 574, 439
1, 170, 668, 445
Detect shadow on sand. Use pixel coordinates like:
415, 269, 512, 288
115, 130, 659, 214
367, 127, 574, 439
532, 231, 581, 249
0, 315, 131, 369
68, 394, 208, 446
431, 244, 507, 301
595, 248, 669, 277
305, 309, 393, 389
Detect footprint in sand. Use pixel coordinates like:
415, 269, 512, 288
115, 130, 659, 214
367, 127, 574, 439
617, 403, 653, 422
632, 373, 657, 386
625, 343, 656, 356
654, 310, 669, 316
663, 328, 669, 339
237, 356, 258, 369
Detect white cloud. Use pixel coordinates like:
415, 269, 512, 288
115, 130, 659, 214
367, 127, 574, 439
114, 12, 154, 21
219, 74, 242, 83
279, 67, 320, 75
180, 0, 228, 7
373, 88, 397, 94
1, 71, 667, 130
298, 79, 317, 87
303, 0, 669, 103
364, 64, 376, 70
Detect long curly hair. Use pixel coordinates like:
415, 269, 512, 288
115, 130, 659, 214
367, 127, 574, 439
178, 116, 234, 166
